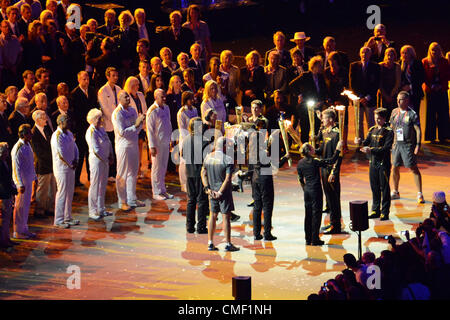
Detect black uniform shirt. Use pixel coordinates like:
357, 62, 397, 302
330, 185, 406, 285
316, 125, 342, 175
362, 124, 394, 167
297, 150, 341, 191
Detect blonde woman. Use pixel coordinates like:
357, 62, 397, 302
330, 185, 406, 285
379, 47, 401, 115
239, 50, 265, 107
124, 76, 148, 178
399, 45, 425, 114
85, 109, 113, 220
220, 50, 240, 106
201, 80, 226, 128
422, 42, 450, 143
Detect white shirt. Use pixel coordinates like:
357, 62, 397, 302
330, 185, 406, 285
112, 104, 141, 150
200, 97, 226, 128
139, 74, 150, 93
11, 138, 37, 187
98, 83, 121, 132
137, 22, 149, 40
177, 106, 198, 143
51, 127, 78, 173
85, 125, 112, 163
146, 102, 172, 148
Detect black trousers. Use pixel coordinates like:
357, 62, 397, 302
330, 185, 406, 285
369, 164, 391, 216
425, 91, 450, 142
321, 167, 341, 230
75, 136, 89, 184
107, 131, 117, 178
186, 176, 208, 231
304, 187, 323, 242
252, 175, 274, 237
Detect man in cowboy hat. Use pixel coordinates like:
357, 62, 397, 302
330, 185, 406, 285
289, 31, 315, 70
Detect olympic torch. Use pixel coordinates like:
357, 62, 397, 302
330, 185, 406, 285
307, 100, 316, 148
284, 119, 302, 146
341, 90, 360, 141
335, 105, 346, 155
235, 106, 243, 124
278, 119, 292, 167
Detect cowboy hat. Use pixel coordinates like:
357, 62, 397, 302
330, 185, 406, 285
290, 31, 310, 42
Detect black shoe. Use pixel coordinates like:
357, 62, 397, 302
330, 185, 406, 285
254, 234, 263, 240
224, 243, 240, 252
45, 210, 54, 216
197, 228, 208, 234
380, 214, 389, 221
323, 226, 342, 234
230, 213, 240, 222
369, 211, 380, 219
247, 200, 254, 207
208, 243, 218, 251
264, 234, 277, 241
306, 241, 311, 245
311, 240, 325, 246
322, 208, 330, 213
187, 228, 195, 234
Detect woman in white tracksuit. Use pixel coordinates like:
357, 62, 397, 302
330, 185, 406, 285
86, 109, 113, 220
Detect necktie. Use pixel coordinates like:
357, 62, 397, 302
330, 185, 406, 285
113, 86, 118, 106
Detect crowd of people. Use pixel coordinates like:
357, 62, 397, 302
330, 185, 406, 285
0, 1, 449, 257
308, 191, 450, 300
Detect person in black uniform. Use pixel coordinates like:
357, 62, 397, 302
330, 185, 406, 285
315, 109, 343, 234
249, 116, 289, 241
297, 140, 343, 245
356, 108, 394, 220
181, 117, 209, 234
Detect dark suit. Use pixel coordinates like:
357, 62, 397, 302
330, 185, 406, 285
97, 24, 118, 37
264, 48, 292, 68
0, 111, 13, 147
367, 41, 396, 63
56, 3, 67, 31
188, 58, 206, 88
69, 86, 98, 184
400, 59, 425, 113
240, 66, 266, 107
135, 73, 151, 94
17, 18, 30, 39
8, 110, 32, 145
290, 46, 316, 69
157, 26, 195, 58
150, 70, 171, 91
289, 71, 328, 142
31, 125, 53, 175
50, 109, 73, 131
349, 60, 380, 138
0, 159, 15, 199
318, 50, 349, 70
86, 50, 119, 90
112, 27, 139, 62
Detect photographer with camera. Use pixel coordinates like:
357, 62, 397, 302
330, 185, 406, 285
364, 24, 395, 63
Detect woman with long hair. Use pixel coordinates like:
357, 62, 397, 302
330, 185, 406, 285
201, 80, 226, 129
400, 45, 425, 114
422, 42, 450, 143
379, 48, 401, 118
145, 73, 165, 106
124, 76, 148, 178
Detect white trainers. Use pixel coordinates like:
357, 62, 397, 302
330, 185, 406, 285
391, 191, 400, 200
89, 213, 102, 220
417, 193, 425, 204
163, 192, 174, 199
153, 194, 167, 201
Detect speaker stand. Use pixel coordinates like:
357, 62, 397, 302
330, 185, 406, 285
357, 230, 362, 260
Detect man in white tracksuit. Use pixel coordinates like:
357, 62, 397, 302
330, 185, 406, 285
86, 108, 114, 220
11, 124, 37, 239
112, 90, 146, 211
147, 89, 173, 201
51, 114, 80, 228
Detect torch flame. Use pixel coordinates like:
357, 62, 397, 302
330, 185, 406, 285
335, 105, 346, 111
341, 90, 360, 101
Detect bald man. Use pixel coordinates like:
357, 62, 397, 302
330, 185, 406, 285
112, 90, 145, 211
146, 88, 173, 200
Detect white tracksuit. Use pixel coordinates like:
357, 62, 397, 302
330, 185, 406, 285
11, 139, 37, 234
112, 104, 142, 206
146, 102, 172, 196
86, 125, 112, 215
177, 106, 198, 191
51, 127, 79, 225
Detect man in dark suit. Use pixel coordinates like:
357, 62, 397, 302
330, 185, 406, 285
31, 110, 56, 216
289, 56, 329, 143
5, 86, 18, 118
97, 8, 118, 37
50, 95, 72, 130
317, 36, 349, 70
56, 0, 69, 31
0, 141, 17, 249
135, 59, 151, 94
6, 6, 24, 39
264, 31, 292, 68
157, 10, 194, 58
349, 46, 381, 141
134, 8, 156, 45
150, 56, 171, 89
17, 3, 32, 39
69, 71, 98, 186
8, 97, 32, 146
364, 24, 395, 63
0, 93, 13, 147
188, 42, 206, 89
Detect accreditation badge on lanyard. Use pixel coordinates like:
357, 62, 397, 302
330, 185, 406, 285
396, 111, 408, 142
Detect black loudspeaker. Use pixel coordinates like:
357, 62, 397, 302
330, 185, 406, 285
349, 201, 369, 231
232, 276, 251, 300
